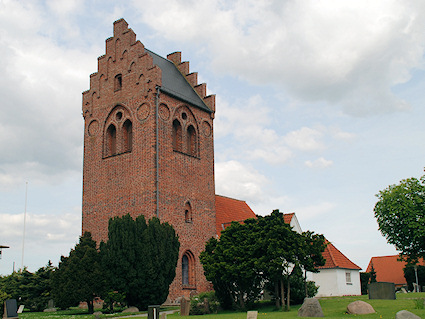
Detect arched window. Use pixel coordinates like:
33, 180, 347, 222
172, 119, 182, 152
123, 119, 133, 152
182, 255, 189, 285
182, 251, 195, 287
184, 202, 192, 223
114, 74, 122, 91
106, 124, 117, 156
187, 125, 197, 156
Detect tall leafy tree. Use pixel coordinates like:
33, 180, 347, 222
100, 214, 179, 310
200, 210, 326, 310
374, 175, 425, 263
51, 232, 105, 313
0, 263, 54, 312
200, 219, 262, 310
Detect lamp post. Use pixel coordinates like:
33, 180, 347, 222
0, 245, 10, 259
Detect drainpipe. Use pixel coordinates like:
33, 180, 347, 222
155, 86, 160, 219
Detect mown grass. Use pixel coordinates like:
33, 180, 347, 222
19, 293, 425, 319
168, 293, 425, 318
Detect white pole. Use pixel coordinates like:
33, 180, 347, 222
21, 182, 28, 270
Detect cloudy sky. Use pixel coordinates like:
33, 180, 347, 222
1, 0, 425, 275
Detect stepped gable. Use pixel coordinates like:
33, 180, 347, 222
319, 239, 361, 270
82, 18, 216, 118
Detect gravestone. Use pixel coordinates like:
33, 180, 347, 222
148, 305, 160, 319
395, 310, 421, 319
298, 298, 324, 317
3, 299, 18, 319
16, 306, 24, 314
247, 310, 258, 319
180, 298, 190, 316
368, 282, 395, 300
346, 300, 375, 314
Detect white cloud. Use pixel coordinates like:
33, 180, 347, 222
305, 157, 334, 169
132, 0, 425, 115
284, 127, 325, 151
215, 160, 268, 203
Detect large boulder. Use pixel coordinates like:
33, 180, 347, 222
395, 310, 421, 319
298, 298, 324, 317
346, 300, 375, 314
122, 306, 139, 313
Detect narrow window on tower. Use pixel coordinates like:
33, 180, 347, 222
172, 119, 182, 152
182, 254, 189, 285
123, 119, 133, 152
184, 202, 192, 223
106, 124, 117, 156
187, 125, 197, 157
182, 251, 195, 287
114, 74, 122, 91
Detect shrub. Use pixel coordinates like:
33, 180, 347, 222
189, 291, 219, 315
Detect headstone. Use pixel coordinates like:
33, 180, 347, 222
400, 287, 408, 293
148, 305, 160, 319
180, 298, 190, 316
346, 300, 375, 314
122, 306, 139, 313
16, 306, 24, 314
368, 282, 396, 300
3, 299, 18, 319
298, 298, 324, 317
395, 310, 421, 319
247, 310, 258, 319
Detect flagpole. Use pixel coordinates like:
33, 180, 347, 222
21, 181, 28, 270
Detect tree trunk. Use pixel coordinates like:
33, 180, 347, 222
275, 281, 280, 308
286, 279, 291, 311
280, 278, 285, 311
87, 300, 94, 314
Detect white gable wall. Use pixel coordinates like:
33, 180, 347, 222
311, 268, 361, 297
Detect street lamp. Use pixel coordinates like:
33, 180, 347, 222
0, 245, 9, 259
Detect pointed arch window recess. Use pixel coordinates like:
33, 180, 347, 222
182, 251, 196, 289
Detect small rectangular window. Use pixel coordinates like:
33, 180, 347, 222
346, 272, 352, 284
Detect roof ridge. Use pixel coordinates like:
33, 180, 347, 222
215, 194, 247, 203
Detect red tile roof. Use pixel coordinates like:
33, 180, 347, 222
318, 240, 361, 270
215, 195, 256, 236
366, 255, 425, 286
284, 212, 294, 224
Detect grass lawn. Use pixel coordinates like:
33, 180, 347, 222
19, 293, 425, 319
168, 293, 425, 318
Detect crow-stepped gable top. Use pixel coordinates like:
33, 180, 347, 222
82, 18, 215, 117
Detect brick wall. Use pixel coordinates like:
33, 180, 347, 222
82, 18, 216, 301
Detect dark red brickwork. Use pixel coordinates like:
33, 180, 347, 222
82, 18, 216, 300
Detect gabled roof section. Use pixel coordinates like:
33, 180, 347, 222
366, 255, 425, 285
146, 49, 212, 113
319, 240, 361, 270
215, 195, 257, 236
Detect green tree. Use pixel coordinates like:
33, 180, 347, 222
51, 232, 105, 313
360, 272, 371, 295
404, 265, 425, 291
200, 219, 263, 310
257, 211, 325, 311
0, 262, 54, 312
100, 214, 180, 310
374, 175, 425, 263
200, 210, 325, 311
369, 264, 377, 283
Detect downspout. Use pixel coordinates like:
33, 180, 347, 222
155, 86, 160, 218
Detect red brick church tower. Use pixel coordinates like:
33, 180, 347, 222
81, 19, 216, 300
